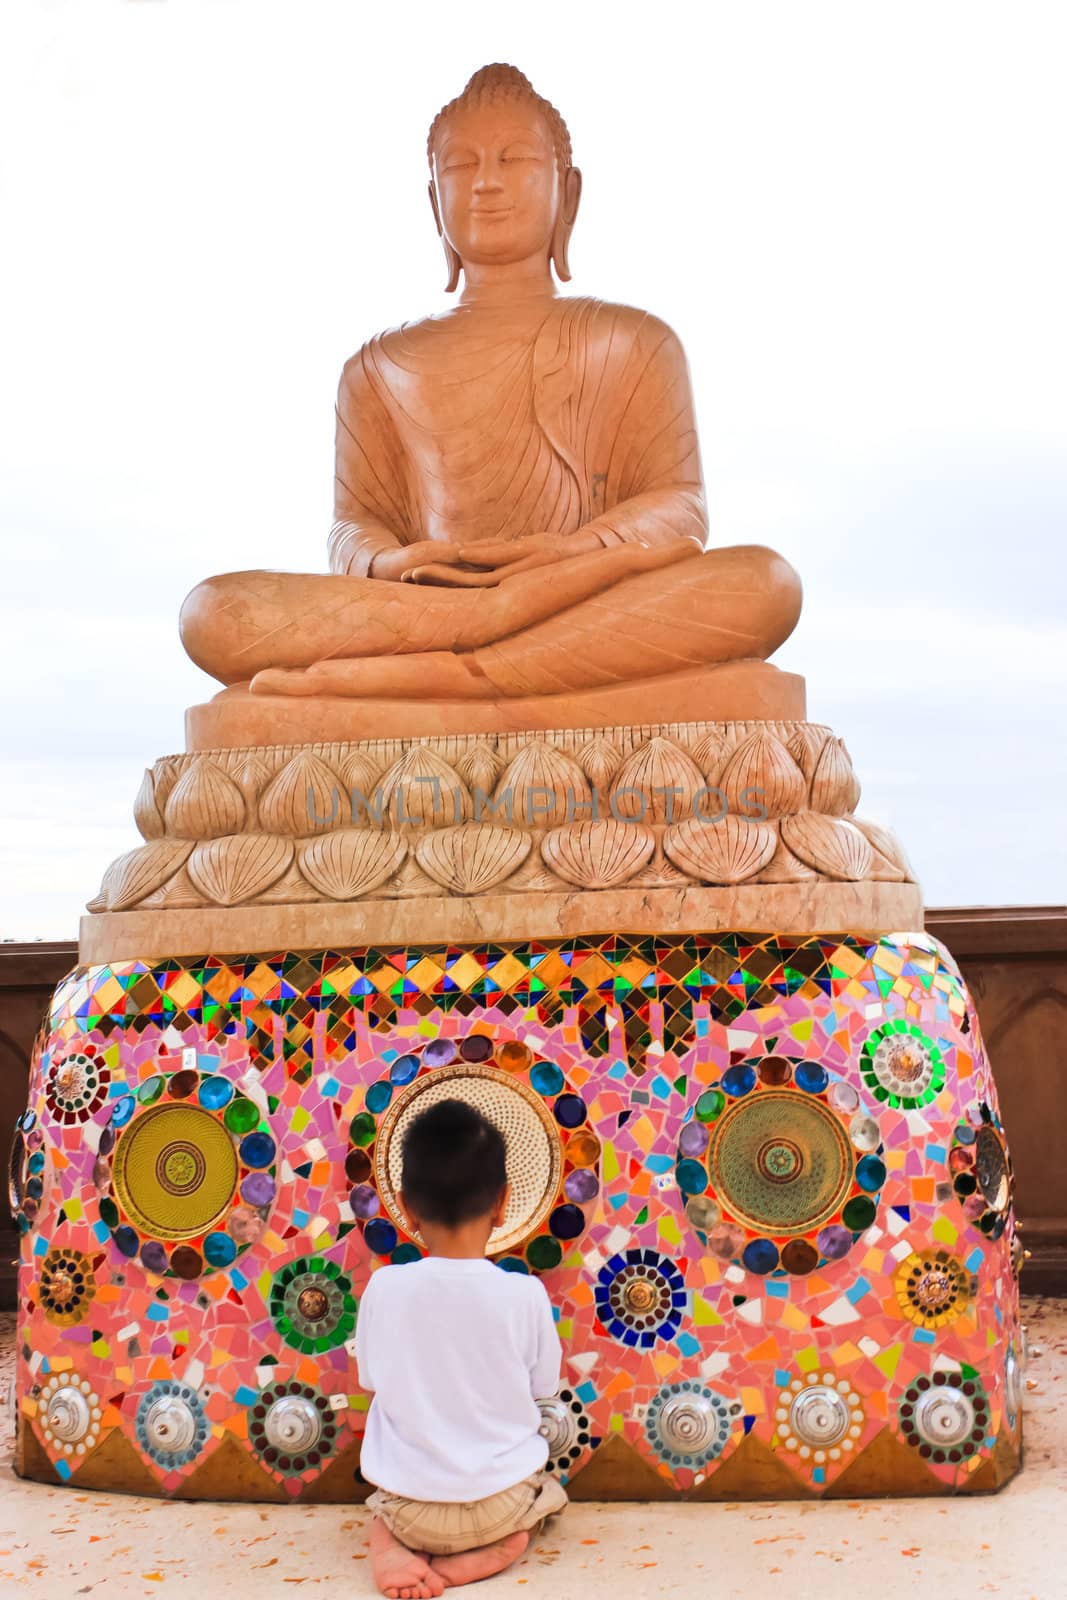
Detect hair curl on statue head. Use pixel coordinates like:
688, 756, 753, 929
427, 63, 573, 176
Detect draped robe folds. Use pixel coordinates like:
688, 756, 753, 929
178, 297, 802, 698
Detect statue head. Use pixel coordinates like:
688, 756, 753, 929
427, 64, 582, 292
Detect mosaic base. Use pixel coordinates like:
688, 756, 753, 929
11, 932, 1022, 1500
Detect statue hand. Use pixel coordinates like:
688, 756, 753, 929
370, 541, 464, 583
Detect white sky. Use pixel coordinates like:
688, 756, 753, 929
1, 0, 1065, 939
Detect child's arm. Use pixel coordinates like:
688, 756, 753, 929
529, 1282, 564, 1400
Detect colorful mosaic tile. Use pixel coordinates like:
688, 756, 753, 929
13, 932, 1021, 1499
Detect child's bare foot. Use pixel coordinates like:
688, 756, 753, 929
370, 1517, 445, 1599
430, 1529, 529, 1588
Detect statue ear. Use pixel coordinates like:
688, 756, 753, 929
551, 166, 582, 283
428, 179, 462, 293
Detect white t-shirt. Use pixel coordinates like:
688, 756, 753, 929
355, 1256, 562, 1503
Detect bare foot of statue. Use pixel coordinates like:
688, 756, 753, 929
370, 1517, 446, 1600
430, 1530, 530, 1588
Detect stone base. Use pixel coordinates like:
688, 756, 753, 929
186, 661, 807, 749
83, 717, 921, 966
13, 931, 1022, 1501
82, 880, 924, 963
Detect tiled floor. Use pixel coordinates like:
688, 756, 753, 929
1, 1298, 1061, 1600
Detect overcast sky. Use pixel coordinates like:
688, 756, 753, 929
1, 0, 1065, 939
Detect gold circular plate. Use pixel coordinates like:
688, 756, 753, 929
708, 1089, 853, 1238
373, 1064, 563, 1255
113, 1103, 238, 1241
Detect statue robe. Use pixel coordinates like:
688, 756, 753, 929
327, 296, 708, 577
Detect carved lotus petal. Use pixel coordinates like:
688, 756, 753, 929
385, 854, 447, 899
231, 753, 273, 828
339, 749, 384, 816
134, 769, 164, 840
259, 752, 347, 835
255, 860, 326, 903
415, 824, 531, 896
541, 819, 655, 889
612, 737, 704, 822
786, 725, 828, 783
379, 747, 471, 829
187, 834, 294, 906
780, 812, 873, 881
151, 755, 184, 815
690, 730, 730, 783
453, 742, 504, 795
754, 835, 817, 882
137, 863, 207, 908
663, 815, 777, 884
810, 736, 862, 815
575, 736, 623, 792
852, 817, 914, 882
717, 730, 805, 819
164, 757, 246, 840
494, 742, 589, 827
99, 840, 195, 911
298, 830, 406, 900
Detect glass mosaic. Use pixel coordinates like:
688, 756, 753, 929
13, 931, 1022, 1499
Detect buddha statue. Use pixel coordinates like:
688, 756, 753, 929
179, 64, 804, 741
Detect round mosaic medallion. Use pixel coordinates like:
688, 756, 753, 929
135, 1381, 208, 1469
860, 1021, 945, 1107
707, 1091, 853, 1237
99, 1067, 277, 1277
375, 1063, 561, 1256
9, 1111, 49, 1235
948, 1105, 1013, 1240
39, 1248, 96, 1326
269, 1256, 358, 1354
248, 1382, 338, 1474
113, 1103, 237, 1240
538, 1388, 592, 1475
1004, 1343, 1023, 1428
594, 1249, 685, 1347
44, 1045, 110, 1125
39, 1373, 102, 1457
645, 1381, 740, 1469
776, 1373, 864, 1463
898, 1371, 989, 1464
894, 1250, 973, 1330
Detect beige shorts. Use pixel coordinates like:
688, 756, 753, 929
366, 1469, 568, 1557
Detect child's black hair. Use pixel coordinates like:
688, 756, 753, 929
400, 1098, 508, 1228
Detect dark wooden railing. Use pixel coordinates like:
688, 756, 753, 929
2, 907, 1064, 1306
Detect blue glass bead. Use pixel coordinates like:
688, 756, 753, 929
364, 1218, 398, 1256
794, 1061, 829, 1094
203, 1232, 237, 1267
391, 1243, 421, 1265
531, 1061, 565, 1097
110, 1095, 136, 1127
497, 1256, 529, 1274
675, 1159, 708, 1195
722, 1064, 757, 1098
365, 1080, 393, 1114
238, 1131, 276, 1169
389, 1054, 421, 1085
742, 1238, 779, 1275
553, 1093, 587, 1129
113, 1225, 139, 1258
856, 1154, 887, 1192
198, 1075, 234, 1110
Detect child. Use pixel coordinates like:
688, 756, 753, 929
355, 1098, 568, 1598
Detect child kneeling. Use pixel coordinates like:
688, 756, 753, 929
355, 1098, 567, 1597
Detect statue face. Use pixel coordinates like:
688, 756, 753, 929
432, 101, 561, 269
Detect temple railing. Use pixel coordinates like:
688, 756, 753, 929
2, 906, 1064, 1307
